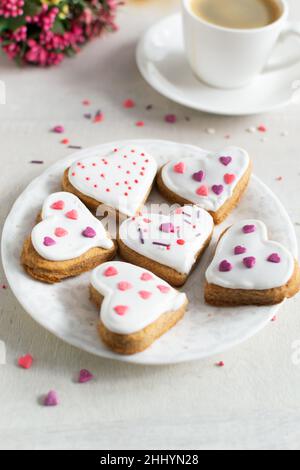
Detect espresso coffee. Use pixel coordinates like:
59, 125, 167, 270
190, 0, 282, 29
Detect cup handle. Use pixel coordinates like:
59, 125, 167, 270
264, 21, 300, 73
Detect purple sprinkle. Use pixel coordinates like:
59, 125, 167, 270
234, 245, 247, 255
43, 237, 56, 247
243, 256, 256, 269
212, 185, 224, 195
182, 211, 192, 218
138, 227, 145, 244
184, 219, 192, 225
165, 114, 177, 124
219, 156, 232, 166
219, 260, 233, 272
153, 242, 171, 248
79, 369, 94, 384
267, 253, 281, 263
44, 390, 59, 407
68, 145, 83, 150
82, 227, 96, 238
193, 170, 205, 182
243, 225, 256, 234
30, 160, 44, 164
160, 223, 175, 233
84, 113, 92, 119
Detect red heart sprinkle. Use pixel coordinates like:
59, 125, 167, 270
174, 162, 185, 174
65, 210, 78, 220
104, 266, 118, 277
51, 200, 65, 210
114, 305, 128, 316
18, 354, 33, 370
224, 174, 236, 185
196, 185, 209, 196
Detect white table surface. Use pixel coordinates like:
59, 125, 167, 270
1, 0, 300, 451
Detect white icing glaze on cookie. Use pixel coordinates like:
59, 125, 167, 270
119, 206, 214, 274
161, 147, 250, 212
91, 261, 187, 335
68, 145, 158, 217
31, 192, 113, 261
205, 219, 294, 290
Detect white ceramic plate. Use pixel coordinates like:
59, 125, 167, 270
136, 14, 300, 116
1, 140, 298, 365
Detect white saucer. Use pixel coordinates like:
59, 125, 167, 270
136, 14, 300, 116
2, 140, 298, 365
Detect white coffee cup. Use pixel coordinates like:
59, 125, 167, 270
182, 0, 300, 89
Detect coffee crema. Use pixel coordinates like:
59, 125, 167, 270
190, 0, 282, 30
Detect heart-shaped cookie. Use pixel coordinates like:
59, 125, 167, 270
157, 146, 251, 224
90, 261, 188, 354
31, 192, 113, 261
205, 220, 300, 306
118, 205, 214, 286
64, 145, 158, 217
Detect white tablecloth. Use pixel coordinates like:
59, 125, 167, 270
0, 0, 300, 450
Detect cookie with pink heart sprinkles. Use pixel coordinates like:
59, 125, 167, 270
63, 145, 158, 217
157, 146, 251, 224
205, 220, 300, 306
90, 261, 188, 355
21, 192, 116, 283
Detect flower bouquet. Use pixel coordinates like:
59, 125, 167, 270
0, 0, 119, 66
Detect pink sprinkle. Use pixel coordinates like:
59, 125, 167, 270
271, 316, 277, 322
51, 200, 64, 211
104, 266, 118, 277
55, 227, 68, 238
44, 390, 59, 407
43, 237, 56, 247
276, 176, 283, 181
157, 285, 170, 294
139, 291, 152, 300
141, 272, 153, 281
135, 121, 145, 127
258, 125, 267, 133
82, 227, 96, 238
82, 100, 91, 106
18, 354, 33, 370
118, 282, 133, 291
174, 162, 185, 174
123, 99, 135, 109
165, 114, 177, 124
79, 369, 94, 384
114, 305, 128, 316
196, 185, 208, 197
216, 361, 225, 368
52, 125, 64, 134
65, 210, 78, 220
61, 139, 69, 145
224, 173, 236, 185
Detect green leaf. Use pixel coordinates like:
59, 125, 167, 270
52, 19, 66, 35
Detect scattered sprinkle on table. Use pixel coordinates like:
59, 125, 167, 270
135, 121, 145, 127
276, 176, 283, 181
216, 361, 225, 367
30, 160, 44, 164
52, 125, 65, 134
146, 105, 153, 110
68, 145, 83, 150
165, 114, 177, 124
257, 125, 267, 133
82, 99, 91, 106
93, 111, 104, 123
44, 390, 59, 407
1, 284, 7, 289
123, 99, 135, 109
271, 316, 277, 322
18, 354, 33, 370
78, 369, 94, 384
61, 138, 70, 145
84, 113, 92, 120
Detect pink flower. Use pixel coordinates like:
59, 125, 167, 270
0, 0, 24, 18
